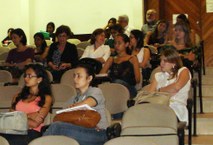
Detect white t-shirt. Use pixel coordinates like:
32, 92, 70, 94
81, 44, 110, 62
155, 67, 191, 123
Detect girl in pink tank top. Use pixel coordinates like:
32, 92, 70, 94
1, 64, 53, 145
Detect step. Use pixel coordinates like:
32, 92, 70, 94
202, 75, 213, 85
185, 135, 213, 145
200, 85, 213, 97
205, 67, 213, 75
194, 113, 213, 135
196, 96, 213, 113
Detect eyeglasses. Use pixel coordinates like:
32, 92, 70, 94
24, 74, 37, 79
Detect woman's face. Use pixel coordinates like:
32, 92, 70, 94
57, 32, 68, 45
158, 22, 167, 33
114, 36, 128, 54
24, 68, 42, 88
129, 33, 137, 48
34, 36, 43, 47
11, 34, 22, 46
174, 26, 185, 40
47, 25, 54, 34
95, 32, 105, 45
160, 55, 175, 73
73, 67, 92, 90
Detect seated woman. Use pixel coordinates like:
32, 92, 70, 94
44, 63, 108, 145
103, 17, 117, 39
47, 25, 78, 83
1, 28, 14, 45
33, 32, 49, 63
5, 28, 34, 81
144, 20, 169, 53
169, 21, 195, 74
148, 48, 191, 123
100, 34, 140, 98
130, 29, 151, 86
105, 24, 124, 56
80, 28, 111, 64
46, 22, 56, 42
0, 64, 53, 145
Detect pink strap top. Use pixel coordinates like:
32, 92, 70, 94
16, 97, 44, 132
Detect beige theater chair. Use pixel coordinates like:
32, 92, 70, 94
29, 135, 79, 145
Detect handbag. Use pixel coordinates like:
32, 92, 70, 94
0, 111, 28, 135
53, 110, 101, 128
134, 91, 172, 106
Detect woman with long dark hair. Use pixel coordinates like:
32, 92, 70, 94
100, 33, 140, 98
0, 64, 53, 145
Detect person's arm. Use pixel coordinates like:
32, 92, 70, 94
130, 55, 141, 83
144, 31, 152, 46
139, 48, 150, 68
69, 97, 97, 108
147, 75, 158, 92
15, 58, 33, 69
40, 46, 50, 60
99, 57, 113, 74
80, 46, 90, 59
159, 68, 190, 93
27, 95, 52, 128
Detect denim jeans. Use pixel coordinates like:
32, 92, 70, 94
112, 79, 137, 98
43, 122, 107, 145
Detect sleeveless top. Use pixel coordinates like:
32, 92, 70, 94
148, 34, 165, 45
109, 56, 136, 86
16, 97, 43, 132
155, 67, 191, 123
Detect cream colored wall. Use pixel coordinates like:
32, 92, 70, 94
0, 0, 143, 44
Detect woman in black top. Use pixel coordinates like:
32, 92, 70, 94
100, 34, 140, 98
47, 25, 78, 82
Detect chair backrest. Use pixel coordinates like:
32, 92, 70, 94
18, 70, 53, 87
98, 83, 130, 114
0, 70, 13, 85
8, 42, 16, 49
104, 136, 157, 145
67, 38, 81, 45
76, 41, 90, 49
29, 135, 79, 145
149, 66, 161, 83
0, 86, 22, 109
60, 69, 75, 87
121, 104, 178, 136
77, 47, 84, 58
0, 52, 9, 61
51, 84, 77, 110
0, 136, 9, 145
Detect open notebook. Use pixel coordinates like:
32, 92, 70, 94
56, 104, 96, 114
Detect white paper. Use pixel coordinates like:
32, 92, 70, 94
56, 104, 95, 114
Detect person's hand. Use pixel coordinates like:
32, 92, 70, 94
28, 112, 44, 124
59, 63, 71, 70
51, 64, 59, 70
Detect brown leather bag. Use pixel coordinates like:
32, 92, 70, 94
53, 110, 101, 128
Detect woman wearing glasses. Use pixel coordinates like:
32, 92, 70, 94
0, 64, 53, 145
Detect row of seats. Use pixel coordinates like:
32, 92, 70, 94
0, 104, 179, 145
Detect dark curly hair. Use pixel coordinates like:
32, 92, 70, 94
12, 64, 52, 109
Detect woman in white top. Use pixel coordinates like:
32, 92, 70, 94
148, 48, 191, 123
81, 28, 110, 64
129, 30, 151, 86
